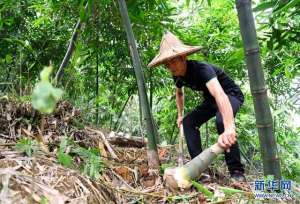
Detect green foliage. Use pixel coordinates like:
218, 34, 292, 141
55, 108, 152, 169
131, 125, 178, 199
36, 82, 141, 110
275, 116, 300, 183
191, 180, 213, 199
56, 136, 103, 179
72, 146, 103, 180
40, 196, 49, 204
32, 66, 63, 114
15, 137, 38, 157
167, 194, 195, 203
254, 0, 300, 51
57, 137, 73, 167
57, 151, 73, 167
1, 0, 299, 183
71, 118, 85, 129
219, 186, 246, 196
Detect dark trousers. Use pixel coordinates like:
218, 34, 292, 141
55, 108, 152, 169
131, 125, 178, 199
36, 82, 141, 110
182, 95, 244, 175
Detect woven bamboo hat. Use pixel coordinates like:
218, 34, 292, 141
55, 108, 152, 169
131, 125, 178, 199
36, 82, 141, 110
148, 31, 201, 68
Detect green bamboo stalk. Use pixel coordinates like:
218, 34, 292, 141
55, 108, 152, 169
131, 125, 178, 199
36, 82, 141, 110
235, 0, 281, 179
117, 0, 160, 168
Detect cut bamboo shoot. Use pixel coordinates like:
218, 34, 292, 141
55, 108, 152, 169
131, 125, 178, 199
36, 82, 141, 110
164, 143, 223, 190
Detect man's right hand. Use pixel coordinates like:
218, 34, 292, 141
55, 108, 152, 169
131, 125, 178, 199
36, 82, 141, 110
177, 116, 183, 128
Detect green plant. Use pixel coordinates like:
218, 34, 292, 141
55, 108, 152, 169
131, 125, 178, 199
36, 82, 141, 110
32, 66, 63, 114
57, 151, 73, 168
55, 136, 103, 179
15, 137, 38, 156
56, 136, 73, 167
191, 180, 213, 199
40, 196, 49, 204
72, 146, 103, 180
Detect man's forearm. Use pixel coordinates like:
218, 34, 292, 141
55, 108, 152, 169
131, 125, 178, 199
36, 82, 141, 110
215, 92, 235, 130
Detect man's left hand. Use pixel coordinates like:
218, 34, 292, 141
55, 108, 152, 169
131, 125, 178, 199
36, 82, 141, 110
218, 128, 237, 150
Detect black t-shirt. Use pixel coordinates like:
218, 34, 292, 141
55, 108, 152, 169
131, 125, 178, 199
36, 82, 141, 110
173, 60, 244, 102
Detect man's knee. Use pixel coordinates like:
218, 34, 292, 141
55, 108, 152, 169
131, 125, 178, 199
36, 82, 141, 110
183, 115, 194, 128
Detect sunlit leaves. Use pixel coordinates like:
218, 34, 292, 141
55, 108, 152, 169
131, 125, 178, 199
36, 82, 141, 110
32, 66, 63, 114
254, 0, 300, 50
57, 137, 73, 167
253, 1, 276, 12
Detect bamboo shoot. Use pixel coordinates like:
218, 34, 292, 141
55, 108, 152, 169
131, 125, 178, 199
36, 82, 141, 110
164, 143, 223, 190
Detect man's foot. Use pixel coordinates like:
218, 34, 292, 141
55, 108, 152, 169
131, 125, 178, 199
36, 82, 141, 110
230, 170, 246, 182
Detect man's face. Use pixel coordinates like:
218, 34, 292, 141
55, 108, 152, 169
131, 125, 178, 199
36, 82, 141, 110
165, 56, 186, 76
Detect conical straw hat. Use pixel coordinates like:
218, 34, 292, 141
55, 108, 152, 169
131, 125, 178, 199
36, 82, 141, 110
148, 31, 201, 68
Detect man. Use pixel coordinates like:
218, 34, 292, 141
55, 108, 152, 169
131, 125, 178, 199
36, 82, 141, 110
148, 31, 246, 182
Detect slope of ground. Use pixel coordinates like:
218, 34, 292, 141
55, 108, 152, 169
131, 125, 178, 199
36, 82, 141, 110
1, 97, 296, 203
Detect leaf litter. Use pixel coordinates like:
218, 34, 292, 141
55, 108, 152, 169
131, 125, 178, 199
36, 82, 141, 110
0, 97, 277, 204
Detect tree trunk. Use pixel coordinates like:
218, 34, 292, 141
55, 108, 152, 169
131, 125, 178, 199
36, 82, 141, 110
19, 47, 22, 96
96, 50, 99, 125
235, 0, 281, 180
117, 0, 160, 169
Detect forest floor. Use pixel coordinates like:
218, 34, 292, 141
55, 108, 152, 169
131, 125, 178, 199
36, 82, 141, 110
0, 97, 297, 203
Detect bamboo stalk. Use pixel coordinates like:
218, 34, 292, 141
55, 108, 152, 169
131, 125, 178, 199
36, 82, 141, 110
235, 0, 281, 180
117, 0, 160, 169
54, 3, 89, 84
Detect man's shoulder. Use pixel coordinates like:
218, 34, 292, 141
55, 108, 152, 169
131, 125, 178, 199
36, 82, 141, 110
188, 60, 224, 73
187, 60, 218, 73
187, 60, 215, 69
187, 60, 206, 67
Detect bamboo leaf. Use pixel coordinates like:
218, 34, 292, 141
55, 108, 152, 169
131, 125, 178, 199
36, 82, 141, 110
185, 0, 190, 7
32, 66, 63, 114
273, 0, 300, 15
3, 38, 33, 52
57, 151, 73, 167
253, 1, 276, 12
88, 0, 93, 18
5, 54, 12, 64
79, 0, 86, 21
191, 180, 213, 198
40, 196, 49, 204
219, 186, 245, 196
207, 0, 211, 6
